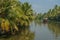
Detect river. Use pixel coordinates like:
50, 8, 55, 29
0, 21, 60, 40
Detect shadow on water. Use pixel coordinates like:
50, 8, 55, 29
0, 27, 35, 40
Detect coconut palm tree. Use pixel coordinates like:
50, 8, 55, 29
21, 2, 33, 20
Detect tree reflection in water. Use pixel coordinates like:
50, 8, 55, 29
0, 28, 35, 40
48, 22, 60, 37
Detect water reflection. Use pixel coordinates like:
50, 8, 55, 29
0, 21, 60, 40
33, 21, 60, 40
36, 21, 60, 36
48, 22, 60, 37
0, 28, 34, 40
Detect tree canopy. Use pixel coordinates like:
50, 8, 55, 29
0, 0, 34, 34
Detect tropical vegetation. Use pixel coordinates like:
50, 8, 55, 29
36, 5, 60, 22
0, 0, 34, 35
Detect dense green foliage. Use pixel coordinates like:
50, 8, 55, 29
0, 0, 34, 34
43, 5, 60, 21
36, 5, 60, 21
35, 13, 43, 20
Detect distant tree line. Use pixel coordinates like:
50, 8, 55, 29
36, 5, 60, 22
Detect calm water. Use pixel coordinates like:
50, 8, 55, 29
0, 21, 60, 40
30, 21, 60, 40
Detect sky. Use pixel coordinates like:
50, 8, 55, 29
20, 0, 60, 13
